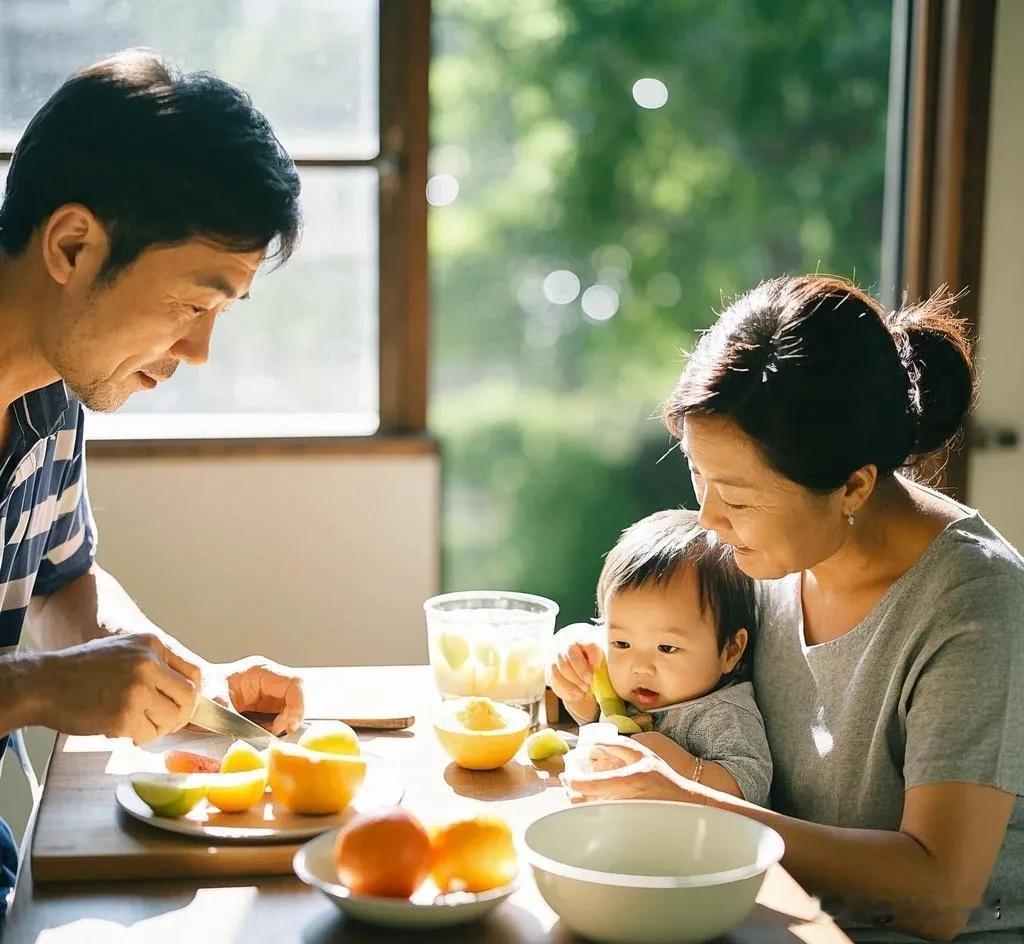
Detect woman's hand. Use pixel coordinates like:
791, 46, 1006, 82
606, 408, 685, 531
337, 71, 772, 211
561, 736, 716, 804
548, 623, 603, 723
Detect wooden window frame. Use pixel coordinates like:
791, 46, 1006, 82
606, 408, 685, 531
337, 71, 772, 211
1, 0, 431, 459
880, 0, 998, 497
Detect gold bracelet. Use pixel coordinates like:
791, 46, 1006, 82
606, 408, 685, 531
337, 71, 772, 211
692, 756, 704, 784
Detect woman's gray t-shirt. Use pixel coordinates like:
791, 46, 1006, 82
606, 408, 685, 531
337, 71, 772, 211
754, 511, 1024, 943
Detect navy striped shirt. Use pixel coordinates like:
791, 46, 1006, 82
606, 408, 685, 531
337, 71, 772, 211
0, 381, 97, 760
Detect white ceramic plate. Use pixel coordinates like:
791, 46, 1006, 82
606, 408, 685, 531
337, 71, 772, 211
293, 828, 517, 929
116, 750, 403, 842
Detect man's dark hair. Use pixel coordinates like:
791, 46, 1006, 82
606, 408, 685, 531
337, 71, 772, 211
597, 509, 759, 679
0, 49, 301, 280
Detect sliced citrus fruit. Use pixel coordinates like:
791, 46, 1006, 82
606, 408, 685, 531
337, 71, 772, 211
219, 740, 267, 773
298, 721, 360, 757
438, 631, 470, 670
207, 769, 268, 813
433, 696, 530, 770
131, 773, 208, 817
473, 641, 501, 693
267, 741, 367, 815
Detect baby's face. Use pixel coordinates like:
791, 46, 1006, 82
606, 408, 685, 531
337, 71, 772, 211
604, 566, 736, 711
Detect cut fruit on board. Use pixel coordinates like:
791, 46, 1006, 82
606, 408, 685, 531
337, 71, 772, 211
131, 773, 208, 817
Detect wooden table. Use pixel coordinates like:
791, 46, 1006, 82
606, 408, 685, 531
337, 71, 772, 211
5, 666, 851, 944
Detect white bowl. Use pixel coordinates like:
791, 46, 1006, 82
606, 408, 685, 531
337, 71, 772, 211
524, 801, 784, 944
293, 828, 517, 929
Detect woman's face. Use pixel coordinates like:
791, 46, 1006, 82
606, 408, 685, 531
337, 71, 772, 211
680, 414, 849, 579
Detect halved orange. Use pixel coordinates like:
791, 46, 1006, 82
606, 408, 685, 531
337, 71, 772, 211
267, 741, 366, 815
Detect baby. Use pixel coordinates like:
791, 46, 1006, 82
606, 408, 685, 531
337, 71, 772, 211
552, 509, 772, 806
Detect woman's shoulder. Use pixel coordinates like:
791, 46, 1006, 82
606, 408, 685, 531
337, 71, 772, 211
918, 512, 1024, 597
880, 512, 1024, 650
907, 480, 1024, 584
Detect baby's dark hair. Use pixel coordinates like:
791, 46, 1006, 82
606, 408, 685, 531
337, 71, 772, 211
597, 509, 759, 678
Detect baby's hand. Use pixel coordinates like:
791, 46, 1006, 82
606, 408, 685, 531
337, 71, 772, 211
631, 712, 654, 732
548, 625, 603, 722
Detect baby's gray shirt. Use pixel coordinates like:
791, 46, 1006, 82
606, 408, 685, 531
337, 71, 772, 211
651, 680, 772, 807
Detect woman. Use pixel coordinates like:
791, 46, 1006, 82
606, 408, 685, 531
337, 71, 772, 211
552, 275, 1023, 943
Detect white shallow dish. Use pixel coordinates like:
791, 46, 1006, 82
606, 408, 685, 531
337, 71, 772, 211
524, 800, 784, 944
116, 749, 403, 842
293, 827, 517, 929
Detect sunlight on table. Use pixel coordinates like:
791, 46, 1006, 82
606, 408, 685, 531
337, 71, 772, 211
37, 886, 258, 942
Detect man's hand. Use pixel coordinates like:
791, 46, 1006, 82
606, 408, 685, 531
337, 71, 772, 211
23, 564, 302, 738
34, 634, 200, 744
218, 656, 304, 736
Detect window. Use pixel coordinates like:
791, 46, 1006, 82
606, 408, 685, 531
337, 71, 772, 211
430, 0, 894, 621
0, 0, 427, 441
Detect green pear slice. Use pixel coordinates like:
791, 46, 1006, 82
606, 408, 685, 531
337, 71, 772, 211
131, 772, 208, 817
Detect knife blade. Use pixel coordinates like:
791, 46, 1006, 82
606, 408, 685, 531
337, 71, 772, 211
190, 695, 274, 747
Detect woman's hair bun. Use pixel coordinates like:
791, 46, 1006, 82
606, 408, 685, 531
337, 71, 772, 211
885, 290, 976, 457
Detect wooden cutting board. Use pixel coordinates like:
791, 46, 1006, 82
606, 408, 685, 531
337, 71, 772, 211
30, 665, 424, 884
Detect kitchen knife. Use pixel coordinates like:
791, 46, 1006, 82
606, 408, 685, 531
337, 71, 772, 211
190, 695, 274, 747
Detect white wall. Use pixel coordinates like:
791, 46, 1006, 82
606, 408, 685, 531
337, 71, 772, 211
87, 450, 441, 666
968, 0, 1024, 543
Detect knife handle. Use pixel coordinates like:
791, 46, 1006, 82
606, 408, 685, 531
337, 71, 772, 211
342, 716, 416, 731
243, 712, 415, 732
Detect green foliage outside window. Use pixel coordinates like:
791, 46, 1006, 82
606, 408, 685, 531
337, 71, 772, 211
430, 0, 892, 624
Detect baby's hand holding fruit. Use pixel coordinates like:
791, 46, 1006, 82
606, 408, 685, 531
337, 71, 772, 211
550, 624, 603, 721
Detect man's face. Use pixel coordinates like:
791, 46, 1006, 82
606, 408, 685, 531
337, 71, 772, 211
40, 240, 264, 412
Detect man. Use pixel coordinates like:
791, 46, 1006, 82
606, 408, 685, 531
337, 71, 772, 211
0, 50, 307, 910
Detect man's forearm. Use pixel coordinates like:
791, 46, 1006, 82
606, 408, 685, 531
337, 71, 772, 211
22, 567, 300, 732
26, 564, 208, 670
27, 563, 150, 649
0, 652, 46, 737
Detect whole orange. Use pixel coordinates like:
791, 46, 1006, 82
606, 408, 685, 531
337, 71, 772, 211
430, 816, 517, 893
333, 808, 433, 898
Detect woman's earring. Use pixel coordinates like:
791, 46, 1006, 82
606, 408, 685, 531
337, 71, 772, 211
847, 512, 856, 526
